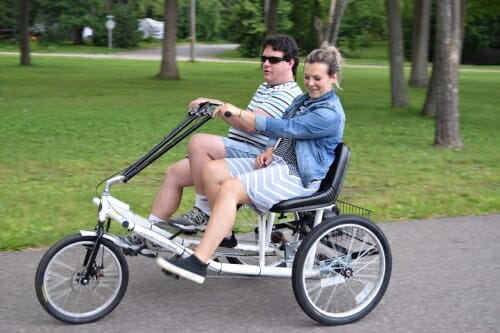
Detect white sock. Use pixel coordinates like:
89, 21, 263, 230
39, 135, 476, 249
149, 213, 165, 224
195, 194, 211, 216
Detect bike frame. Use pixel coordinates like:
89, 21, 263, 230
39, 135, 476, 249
90, 182, 333, 277
85, 102, 333, 278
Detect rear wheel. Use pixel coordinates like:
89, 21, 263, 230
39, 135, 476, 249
35, 234, 129, 324
292, 215, 391, 325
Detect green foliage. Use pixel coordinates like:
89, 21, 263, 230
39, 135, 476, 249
93, 4, 142, 48
0, 0, 17, 31
177, 0, 223, 41
6, 0, 500, 62
464, 0, 500, 50
287, 0, 320, 53
31, 0, 102, 44
337, 0, 387, 51
223, 0, 266, 57
287, 0, 388, 54
221, 0, 293, 56
133, 0, 164, 20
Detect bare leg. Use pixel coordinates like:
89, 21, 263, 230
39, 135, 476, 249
194, 177, 252, 263
188, 133, 226, 196
202, 159, 234, 208
150, 158, 193, 220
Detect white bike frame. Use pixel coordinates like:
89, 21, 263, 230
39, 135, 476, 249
87, 174, 332, 278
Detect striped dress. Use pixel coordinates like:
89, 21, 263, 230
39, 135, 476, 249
226, 102, 320, 212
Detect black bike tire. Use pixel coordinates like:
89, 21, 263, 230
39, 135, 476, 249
292, 215, 392, 325
35, 234, 129, 324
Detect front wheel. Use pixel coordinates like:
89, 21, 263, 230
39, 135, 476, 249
35, 234, 129, 324
292, 215, 392, 325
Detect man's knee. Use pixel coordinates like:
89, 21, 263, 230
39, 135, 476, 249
165, 159, 192, 186
188, 133, 224, 159
188, 134, 210, 153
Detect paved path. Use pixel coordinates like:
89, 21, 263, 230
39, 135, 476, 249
1, 214, 499, 332
0, 44, 246, 63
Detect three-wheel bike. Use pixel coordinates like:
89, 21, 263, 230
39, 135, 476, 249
35, 102, 392, 325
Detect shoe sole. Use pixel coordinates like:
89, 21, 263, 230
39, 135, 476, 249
170, 222, 206, 232
156, 257, 205, 284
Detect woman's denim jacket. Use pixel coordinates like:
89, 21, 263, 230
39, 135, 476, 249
255, 90, 345, 187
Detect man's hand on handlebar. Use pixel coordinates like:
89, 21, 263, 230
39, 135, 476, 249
188, 97, 224, 109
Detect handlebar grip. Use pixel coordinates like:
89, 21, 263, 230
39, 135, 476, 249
224, 111, 232, 118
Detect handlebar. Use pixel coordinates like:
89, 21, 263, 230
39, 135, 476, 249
188, 101, 222, 117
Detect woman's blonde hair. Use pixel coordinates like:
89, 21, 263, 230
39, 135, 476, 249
305, 46, 343, 89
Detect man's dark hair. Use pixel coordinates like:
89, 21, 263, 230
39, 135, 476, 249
261, 34, 300, 79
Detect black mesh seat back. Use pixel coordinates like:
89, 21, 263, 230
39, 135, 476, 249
270, 143, 350, 212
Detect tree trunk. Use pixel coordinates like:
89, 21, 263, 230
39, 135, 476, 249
265, 0, 279, 36
323, 0, 336, 46
434, 0, 463, 148
189, 0, 196, 61
422, 62, 437, 116
385, 0, 408, 107
329, 0, 346, 46
409, 0, 431, 87
158, 0, 179, 79
19, 0, 31, 66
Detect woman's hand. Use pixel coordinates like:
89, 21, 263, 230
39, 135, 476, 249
255, 149, 273, 168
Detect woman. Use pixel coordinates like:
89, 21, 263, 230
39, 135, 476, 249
157, 46, 346, 284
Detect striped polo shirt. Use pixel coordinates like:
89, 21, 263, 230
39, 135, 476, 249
227, 81, 302, 149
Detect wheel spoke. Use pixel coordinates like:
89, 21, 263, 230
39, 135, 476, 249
35, 235, 128, 323
292, 216, 391, 325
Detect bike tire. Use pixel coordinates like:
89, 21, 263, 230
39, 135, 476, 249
292, 215, 392, 325
35, 234, 129, 324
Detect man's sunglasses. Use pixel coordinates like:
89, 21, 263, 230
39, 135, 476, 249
261, 56, 288, 64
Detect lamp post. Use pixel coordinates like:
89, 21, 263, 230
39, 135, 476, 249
105, 15, 116, 49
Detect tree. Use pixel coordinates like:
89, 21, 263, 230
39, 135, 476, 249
223, 1, 266, 57
385, 0, 408, 107
19, 0, 31, 65
432, 0, 464, 148
409, 0, 431, 87
265, 0, 279, 36
158, 0, 179, 79
288, 0, 321, 52
317, 0, 347, 47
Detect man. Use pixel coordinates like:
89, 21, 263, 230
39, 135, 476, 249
150, 34, 302, 234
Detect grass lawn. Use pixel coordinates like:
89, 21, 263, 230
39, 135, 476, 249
0, 54, 499, 250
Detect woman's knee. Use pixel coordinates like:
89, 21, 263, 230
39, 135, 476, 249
202, 159, 225, 185
219, 178, 248, 202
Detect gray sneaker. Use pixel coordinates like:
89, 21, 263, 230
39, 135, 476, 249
119, 233, 145, 246
168, 207, 209, 232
